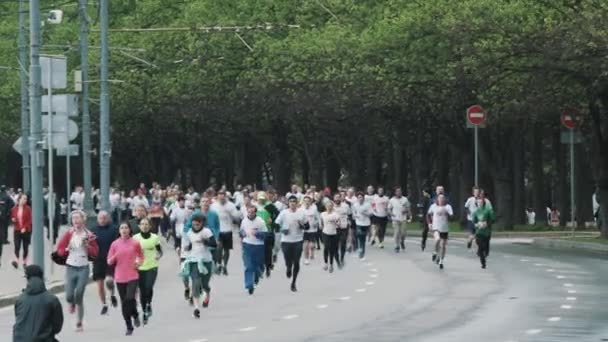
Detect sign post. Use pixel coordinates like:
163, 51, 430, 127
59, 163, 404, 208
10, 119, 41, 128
467, 105, 487, 187
561, 109, 578, 236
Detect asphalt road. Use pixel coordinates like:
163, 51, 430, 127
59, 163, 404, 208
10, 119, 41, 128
0, 236, 606, 342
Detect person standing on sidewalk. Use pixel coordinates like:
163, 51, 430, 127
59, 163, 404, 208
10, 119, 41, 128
91, 210, 119, 315
473, 194, 495, 269
107, 221, 144, 336
133, 218, 163, 325
0, 185, 14, 249
388, 187, 411, 253
10, 194, 32, 269
55, 210, 99, 332
240, 206, 268, 295
13, 265, 64, 342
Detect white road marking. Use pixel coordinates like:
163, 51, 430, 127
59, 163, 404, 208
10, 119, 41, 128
520, 259, 529, 262
567, 290, 577, 294
546, 269, 555, 272
369, 274, 378, 278
356, 288, 367, 293
556, 275, 566, 279
189, 339, 208, 342
238, 327, 257, 332
365, 281, 375, 286
534, 263, 544, 266
316, 304, 328, 309
566, 297, 577, 301
525, 329, 542, 335
283, 314, 299, 320
561, 305, 572, 309
547, 317, 561, 322
563, 283, 573, 287
365, 262, 373, 266
338, 296, 351, 301
370, 268, 378, 272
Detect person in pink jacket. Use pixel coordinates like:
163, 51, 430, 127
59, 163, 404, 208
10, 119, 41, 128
107, 221, 143, 336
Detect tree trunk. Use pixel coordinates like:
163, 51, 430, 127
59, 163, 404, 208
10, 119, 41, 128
512, 137, 525, 225
532, 123, 546, 223
575, 144, 595, 225
554, 130, 568, 226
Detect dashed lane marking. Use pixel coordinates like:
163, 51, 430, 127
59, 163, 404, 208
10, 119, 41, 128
238, 327, 257, 332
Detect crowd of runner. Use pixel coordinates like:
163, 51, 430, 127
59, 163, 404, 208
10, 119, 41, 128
2, 182, 495, 336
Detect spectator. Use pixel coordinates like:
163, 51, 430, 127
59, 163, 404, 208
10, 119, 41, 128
13, 265, 64, 342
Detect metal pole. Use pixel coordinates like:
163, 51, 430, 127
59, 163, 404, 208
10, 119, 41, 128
29, 0, 45, 271
99, 0, 111, 211
47, 62, 54, 249
474, 125, 479, 187
79, 0, 94, 223
19, 0, 30, 193
570, 129, 576, 237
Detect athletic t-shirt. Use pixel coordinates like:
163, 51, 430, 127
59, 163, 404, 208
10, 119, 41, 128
302, 205, 320, 233
372, 195, 389, 217
352, 201, 372, 226
240, 216, 267, 245
388, 196, 410, 221
133, 233, 161, 271
276, 208, 306, 243
210, 201, 240, 233
335, 202, 351, 229
185, 228, 214, 260
321, 211, 340, 235
428, 204, 453, 233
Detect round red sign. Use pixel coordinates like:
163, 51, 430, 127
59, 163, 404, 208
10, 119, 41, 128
467, 105, 486, 126
561, 110, 577, 129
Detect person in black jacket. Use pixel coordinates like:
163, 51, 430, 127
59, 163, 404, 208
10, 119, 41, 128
0, 185, 15, 264
13, 265, 64, 342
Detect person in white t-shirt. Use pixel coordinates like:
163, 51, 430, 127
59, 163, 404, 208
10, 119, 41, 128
70, 186, 85, 211
388, 187, 411, 253
320, 201, 341, 272
301, 196, 320, 265
427, 194, 453, 269
525, 207, 536, 225
239, 206, 268, 295
209, 190, 241, 276
276, 196, 308, 292
352, 192, 372, 260
333, 194, 351, 266
371, 187, 390, 248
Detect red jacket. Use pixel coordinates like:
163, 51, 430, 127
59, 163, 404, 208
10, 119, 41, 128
11, 205, 32, 233
56, 228, 99, 259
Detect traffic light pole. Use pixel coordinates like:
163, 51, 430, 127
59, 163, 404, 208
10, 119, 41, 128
19, 0, 30, 193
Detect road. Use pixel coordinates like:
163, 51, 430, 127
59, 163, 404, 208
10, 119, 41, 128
0, 236, 606, 342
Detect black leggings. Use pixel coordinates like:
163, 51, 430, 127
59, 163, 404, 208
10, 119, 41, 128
14, 231, 31, 260
281, 241, 303, 285
476, 236, 490, 266
337, 229, 348, 263
322, 233, 339, 266
117, 281, 139, 329
264, 234, 275, 270
138, 268, 158, 311
377, 218, 388, 243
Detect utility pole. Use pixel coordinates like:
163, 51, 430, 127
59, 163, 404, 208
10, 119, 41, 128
79, 0, 95, 222
99, 0, 111, 211
29, 0, 45, 271
19, 0, 30, 193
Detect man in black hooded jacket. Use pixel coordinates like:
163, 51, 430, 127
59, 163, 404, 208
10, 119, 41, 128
13, 265, 63, 342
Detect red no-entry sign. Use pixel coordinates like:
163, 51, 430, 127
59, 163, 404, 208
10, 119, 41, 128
467, 105, 486, 126
561, 109, 578, 129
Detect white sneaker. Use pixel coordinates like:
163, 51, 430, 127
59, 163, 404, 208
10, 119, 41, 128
304, 259, 310, 265
323, 264, 328, 271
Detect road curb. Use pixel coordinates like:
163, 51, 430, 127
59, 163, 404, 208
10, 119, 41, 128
532, 238, 608, 255
0, 280, 65, 309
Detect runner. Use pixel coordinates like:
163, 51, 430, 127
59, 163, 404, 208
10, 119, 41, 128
169, 196, 189, 255
419, 189, 432, 251
91, 210, 118, 315
55, 210, 99, 332
388, 187, 411, 253
133, 218, 163, 324
464, 187, 481, 250
128, 205, 147, 235
270, 190, 286, 268
256, 191, 280, 277
364, 186, 376, 244
472, 194, 495, 269
344, 187, 357, 252
371, 187, 390, 249
181, 214, 217, 318
240, 206, 267, 294
210, 190, 241, 276
334, 193, 350, 267
107, 221, 144, 335
320, 201, 340, 273
352, 192, 372, 260
427, 194, 453, 270
276, 196, 308, 292
301, 195, 320, 265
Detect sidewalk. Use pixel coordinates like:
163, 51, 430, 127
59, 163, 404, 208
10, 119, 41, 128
0, 226, 69, 305
532, 237, 608, 255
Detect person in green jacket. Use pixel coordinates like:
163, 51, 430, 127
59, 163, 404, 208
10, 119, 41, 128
472, 194, 495, 269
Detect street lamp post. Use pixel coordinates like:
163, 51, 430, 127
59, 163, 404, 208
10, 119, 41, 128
99, 0, 111, 212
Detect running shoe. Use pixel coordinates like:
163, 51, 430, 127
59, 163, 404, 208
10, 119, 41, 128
379, 243, 384, 249
395, 247, 400, 253
222, 267, 228, 276
266, 268, 271, 278
11, 261, 18, 269
304, 259, 310, 265
401, 241, 406, 250
133, 315, 141, 328
439, 263, 444, 270
69, 304, 76, 314
323, 264, 328, 271
286, 268, 292, 279
111, 295, 118, 307
432, 254, 436, 262
101, 305, 108, 315
247, 287, 254, 295
329, 265, 334, 273
76, 322, 83, 332
290, 284, 297, 292
189, 297, 194, 306
193, 309, 201, 319
203, 292, 210, 308
143, 312, 149, 325
126, 328, 134, 336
